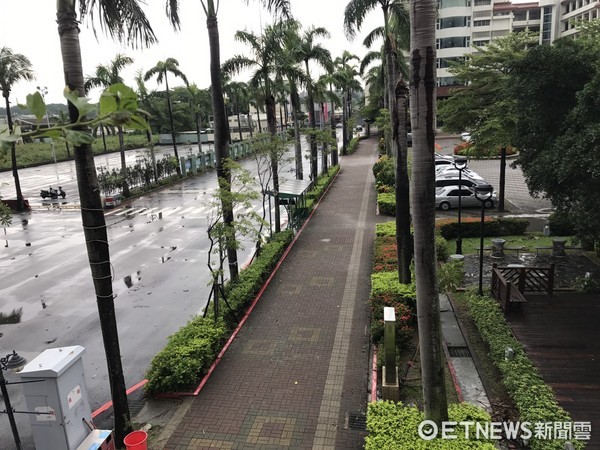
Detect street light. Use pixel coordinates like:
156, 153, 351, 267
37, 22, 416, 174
453, 155, 468, 255
474, 184, 494, 296
1, 350, 27, 450
36, 86, 58, 181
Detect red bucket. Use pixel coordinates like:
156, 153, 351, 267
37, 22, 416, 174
123, 430, 148, 450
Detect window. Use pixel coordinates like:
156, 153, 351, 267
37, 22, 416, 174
438, 16, 471, 29
542, 6, 553, 43
439, 0, 471, 8
474, 0, 491, 5
473, 39, 490, 46
514, 11, 527, 21
529, 9, 540, 20
474, 19, 491, 26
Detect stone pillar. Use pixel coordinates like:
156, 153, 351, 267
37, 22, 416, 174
491, 239, 506, 259
382, 306, 399, 401
552, 238, 567, 258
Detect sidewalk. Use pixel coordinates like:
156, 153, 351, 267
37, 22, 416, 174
153, 137, 380, 449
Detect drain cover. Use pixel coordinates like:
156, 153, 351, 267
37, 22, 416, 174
447, 346, 471, 357
348, 413, 367, 431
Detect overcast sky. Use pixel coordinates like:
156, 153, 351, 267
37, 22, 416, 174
2, 1, 381, 106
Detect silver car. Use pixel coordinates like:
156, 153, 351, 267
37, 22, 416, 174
435, 185, 497, 211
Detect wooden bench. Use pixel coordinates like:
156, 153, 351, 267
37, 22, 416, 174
491, 267, 527, 313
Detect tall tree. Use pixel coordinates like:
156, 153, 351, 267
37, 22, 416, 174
224, 24, 289, 233
223, 80, 249, 142
0, 47, 34, 211
409, 0, 448, 425
437, 32, 538, 212
144, 58, 188, 175
189, 0, 290, 280
332, 52, 361, 155
345, 0, 412, 283
56, 0, 161, 446
85, 53, 134, 196
295, 26, 333, 180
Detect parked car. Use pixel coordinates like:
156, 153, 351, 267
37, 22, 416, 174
435, 185, 497, 211
436, 165, 484, 180
461, 132, 471, 142
435, 176, 485, 188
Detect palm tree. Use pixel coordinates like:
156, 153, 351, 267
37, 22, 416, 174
224, 24, 289, 233
55, 1, 161, 446
187, 0, 290, 281
85, 53, 134, 196
346, 1, 412, 283
223, 81, 249, 142
144, 58, 188, 175
409, 0, 449, 425
0, 47, 34, 211
186, 83, 212, 153
332, 52, 361, 155
295, 26, 333, 180
314, 75, 340, 174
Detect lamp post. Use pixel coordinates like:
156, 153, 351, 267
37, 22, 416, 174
474, 184, 494, 296
1, 350, 27, 450
453, 155, 468, 254
36, 86, 58, 182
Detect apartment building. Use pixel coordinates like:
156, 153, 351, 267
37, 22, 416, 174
436, 0, 600, 98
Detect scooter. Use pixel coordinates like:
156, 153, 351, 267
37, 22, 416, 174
40, 186, 66, 199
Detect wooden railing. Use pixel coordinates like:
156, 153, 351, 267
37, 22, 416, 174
492, 263, 555, 295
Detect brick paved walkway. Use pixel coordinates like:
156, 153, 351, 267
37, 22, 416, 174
165, 137, 379, 449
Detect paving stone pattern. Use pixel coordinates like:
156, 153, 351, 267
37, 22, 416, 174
166, 138, 379, 449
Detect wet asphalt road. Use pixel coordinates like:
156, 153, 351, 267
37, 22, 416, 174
0, 134, 552, 447
0, 141, 319, 448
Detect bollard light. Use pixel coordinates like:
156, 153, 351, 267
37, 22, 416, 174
474, 184, 494, 296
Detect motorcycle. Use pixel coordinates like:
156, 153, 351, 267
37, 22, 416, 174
40, 187, 66, 199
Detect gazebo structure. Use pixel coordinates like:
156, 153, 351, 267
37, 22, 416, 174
276, 178, 313, 231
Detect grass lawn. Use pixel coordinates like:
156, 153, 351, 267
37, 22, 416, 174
447, 233, 579, 255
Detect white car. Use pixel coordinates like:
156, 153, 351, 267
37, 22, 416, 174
436, 185, 497, 211
461, 132, 471, 142
436, 165, 484, 180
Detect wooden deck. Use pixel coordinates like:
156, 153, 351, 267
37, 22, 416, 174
506, 293, 600, 449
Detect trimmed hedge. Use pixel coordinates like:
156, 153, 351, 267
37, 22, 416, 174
366, 401, 495, 449
436, 217, 529, 240
373, 155, 395, 187
145, 230, 293, 394
370, 272, 416, 346
375, 222, 450, 263
463, 290, 584, 450
377, 192, 396, 216
145, 167, 340, 394
346, 137, 359, 154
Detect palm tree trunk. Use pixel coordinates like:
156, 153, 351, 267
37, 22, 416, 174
305, 62, 318, 180
165, 74, 181, 175
266, 93, 281, 233
290, 86, 303, 180
236, 103, 243, 141
341, 91, 348, 156
395, 79, 412, 283
256, 105, 263, 133
409, 0, 449, 425
320, 102, 328, 175
329, 84, 338, 166
56, 2, 131, 446
499, 146, 506, 211
196, 112, 203, 154
207, 12, 238, 281
117, 125, 130, 197
3, 96, 24, 211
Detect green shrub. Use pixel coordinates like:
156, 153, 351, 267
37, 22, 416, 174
548, 211, 576, 236
377, 192, 396, 216
374, 235, 398, 272
370, 272, 416, 346
438, 260, 464, 292
436, 217, 529, 240
347, 137, 359, 154
375, 222, 448, 264
366, 401, 495, 449
145, 229, 294, 394
145, 318, 228, 394
463, 290, 584, 450
376, 221, 397, 237
372, 155, 395, 187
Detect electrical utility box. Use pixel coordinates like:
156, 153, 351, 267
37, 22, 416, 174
19, 346, 92, 450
